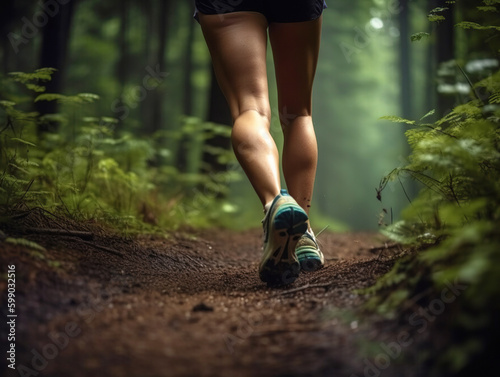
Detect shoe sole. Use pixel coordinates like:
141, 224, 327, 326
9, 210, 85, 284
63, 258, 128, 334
259, 205, 308, 286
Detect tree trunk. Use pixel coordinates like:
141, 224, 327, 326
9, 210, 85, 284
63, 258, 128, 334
149, 0, 170, 133
425, 14, 435, 115
432, 0, 455, 117
399, 0, 412, 119
176, 15, 196, 172
114, 0, 129, 128
182, 19, 195, 116
36, 0, 77, 133
141, 0, 171, 135
201, 67, 232, 174
0, 0, 16, 74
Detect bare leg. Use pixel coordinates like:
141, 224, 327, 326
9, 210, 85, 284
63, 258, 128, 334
269, 17, 322, 216
198, 12, 280, 207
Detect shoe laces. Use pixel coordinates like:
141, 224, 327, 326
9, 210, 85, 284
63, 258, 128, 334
315, 225, 329, 238
305, 225, 329, 249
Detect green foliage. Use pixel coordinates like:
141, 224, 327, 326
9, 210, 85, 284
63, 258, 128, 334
371, 3, 500, 375
8, 68, 58, 93
410, 32, 430, 42
428, 7, 449, 22
477, 6, 498, 12
4, 237, 47, 252
379, 115, 415, 125
376, 91, 500, 372
456, 21, 500, 31
35, 93, 100, 104
0, 69, 240, 233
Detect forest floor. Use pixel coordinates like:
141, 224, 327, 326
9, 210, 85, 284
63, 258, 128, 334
1, 211, 427, 377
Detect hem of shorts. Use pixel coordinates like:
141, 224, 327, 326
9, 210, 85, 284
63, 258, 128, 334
194, 9, 325, 24
268, 13, 324, 23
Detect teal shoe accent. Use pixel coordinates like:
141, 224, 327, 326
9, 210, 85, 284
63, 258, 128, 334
259, 189, 308, 286
296, 229, 325, 272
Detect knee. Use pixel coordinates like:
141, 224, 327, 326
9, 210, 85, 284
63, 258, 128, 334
280, 114, 313, 132
234, 107, 272, 127
277, 104, 312, 128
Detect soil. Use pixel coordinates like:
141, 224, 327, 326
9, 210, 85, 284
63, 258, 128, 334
0, 211, 424, 377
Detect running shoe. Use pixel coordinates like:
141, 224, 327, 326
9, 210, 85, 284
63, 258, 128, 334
259, 189, 308, 286
296, 229, 325, 272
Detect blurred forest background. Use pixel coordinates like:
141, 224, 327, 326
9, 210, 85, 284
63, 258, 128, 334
1, 2, 499, 374
0, 0, 497, 231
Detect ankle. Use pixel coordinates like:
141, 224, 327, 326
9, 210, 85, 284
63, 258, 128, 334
264, 201, 272, 214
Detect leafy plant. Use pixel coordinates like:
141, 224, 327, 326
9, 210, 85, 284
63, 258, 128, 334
0, 68, 240, 233
369, 2, 500, 375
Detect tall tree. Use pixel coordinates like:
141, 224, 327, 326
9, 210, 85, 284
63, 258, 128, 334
176, 15, 196, 172
0, 0, 16, 74
431, 0, 455, 117
35, 0, 77, 133
140, 0, 171, 135
201, 68, 232, 174
399, 0, 412, 119
114, 0, 130, 129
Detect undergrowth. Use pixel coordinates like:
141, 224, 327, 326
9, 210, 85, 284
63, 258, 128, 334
0, 68, 240, 234
367, 2, 500, 376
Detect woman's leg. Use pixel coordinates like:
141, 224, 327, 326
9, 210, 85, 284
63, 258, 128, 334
269, 17, 322, 216
198, 12, 280, 207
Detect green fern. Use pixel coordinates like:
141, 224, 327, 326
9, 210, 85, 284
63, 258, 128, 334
0, 100, 16, 109
8, 68, 57, 92
490, 93, 500, 103
380, 115, 416, 125
4, 237, 46, 252
411, 32, 430, 42
35, 92, 100, 104
10, 137, 36, 147
1, 68, 240, 236
371, 5, 500, 375
456, 21, 500, 31
477, 6, 497, 12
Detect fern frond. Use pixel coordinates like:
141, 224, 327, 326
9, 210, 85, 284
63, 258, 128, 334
25, 83, 46, 92
428, 14, 445, 22
10, 137, 36, 147
430, 7, 449, 13
4, 237, 47, 252
35, 93, 65, 102
381, 221, 437, 246
1, 175, 30, 185
475, 71, 500, 92
77, 93, 100, 103
33, 67, 58, 81
8, 68, 56, 83
411, 32, 430, 42
8, 163, 30, 175
0, 100, 16, 109
490, 93, 500, 104
477, 6, 497, 12
404, 169, 448, 196
437, 102, 482, 126
420, 109, 436, 121
456, 21, 500, 31
380, 115, 416, 125
35, 92, 100, 104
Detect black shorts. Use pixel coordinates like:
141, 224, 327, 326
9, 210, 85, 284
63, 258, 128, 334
194, 0, 327, 23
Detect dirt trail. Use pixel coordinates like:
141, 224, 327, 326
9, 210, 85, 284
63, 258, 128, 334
1, 219, 418, 377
